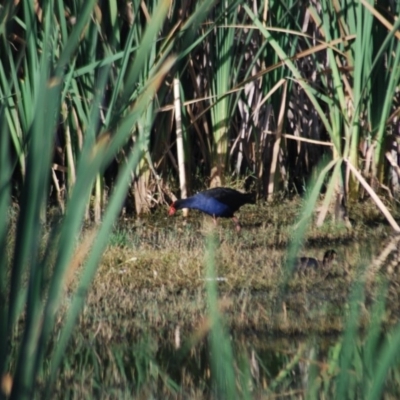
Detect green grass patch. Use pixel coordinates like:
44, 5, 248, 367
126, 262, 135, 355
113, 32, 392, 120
8, 199, 397, 398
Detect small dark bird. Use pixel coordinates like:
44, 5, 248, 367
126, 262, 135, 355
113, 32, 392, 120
295, 249, 337, 272
168, 187, 256, 231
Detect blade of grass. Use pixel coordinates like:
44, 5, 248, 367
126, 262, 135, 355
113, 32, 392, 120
10, 4, 65, 396
43, 55, 176, 395
0, 108, 11, 377
335, 277, 366, 399
205, 233, 236, 399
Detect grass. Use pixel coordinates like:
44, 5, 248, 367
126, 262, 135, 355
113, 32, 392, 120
3, 198, 400, 398
96, 197, 391, 315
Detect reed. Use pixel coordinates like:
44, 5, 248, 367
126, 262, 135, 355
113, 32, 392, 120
2, 0, 400, 398
0, 0, 214, 397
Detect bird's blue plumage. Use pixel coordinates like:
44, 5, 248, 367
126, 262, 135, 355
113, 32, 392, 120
170, 187, 255, 218
178, 194, 234, 217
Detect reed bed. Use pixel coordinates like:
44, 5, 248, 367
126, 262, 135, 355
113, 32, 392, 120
1, 0, 400, 398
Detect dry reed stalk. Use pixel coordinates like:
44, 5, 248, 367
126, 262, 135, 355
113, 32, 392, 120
365, 235, 400, 284
252, 78, 286, 118
173, 77, 188, 216
63, 102, 76, 190
385, 151, 400, 179
279, 133, 334, 147
360, 0, 400, 40
364, 142, 375, 177
346, 159, 400, 232
267, 81, 287, 198
51, 168, 65, 213
94, 174, 101, 223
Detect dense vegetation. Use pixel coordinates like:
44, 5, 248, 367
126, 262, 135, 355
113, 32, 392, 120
3, 0, 400, 216
1, 0, 400, 398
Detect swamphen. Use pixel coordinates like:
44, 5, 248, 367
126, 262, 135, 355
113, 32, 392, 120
168, 187, 255, 231
295, 249, 337, 272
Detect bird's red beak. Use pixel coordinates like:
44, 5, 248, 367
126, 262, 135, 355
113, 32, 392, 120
168, 204, 176, 216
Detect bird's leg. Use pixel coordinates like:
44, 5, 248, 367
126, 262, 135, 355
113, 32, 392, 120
232, 216, 241, 232
213, 215, 218, 226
